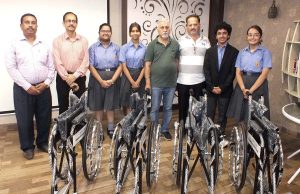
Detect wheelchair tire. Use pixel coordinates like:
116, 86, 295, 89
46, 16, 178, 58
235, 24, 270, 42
175, 120, 185, 186
82, 115, 103, 181
48, 123, 72, 194
181, 156, 189, 194
265, 135, 284, 193
109, 125, 121, 179
229, 122, 247, 192
204, 126, 219, 194
115, 140, 131, 193
133, 158, 143, 194
146, 122, 161, 188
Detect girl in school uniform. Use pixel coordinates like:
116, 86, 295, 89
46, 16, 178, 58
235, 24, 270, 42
88, 23, 122, 138
119, 22, 146, 115
227, 25, 272, 122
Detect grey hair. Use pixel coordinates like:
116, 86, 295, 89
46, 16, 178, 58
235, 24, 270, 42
157, 18, 170, 28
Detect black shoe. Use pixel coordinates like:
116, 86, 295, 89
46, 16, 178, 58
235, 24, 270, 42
37, 144, 48, 153
161, 131, 172, 141
23, 149, 34, 160
107, 128, 114, 139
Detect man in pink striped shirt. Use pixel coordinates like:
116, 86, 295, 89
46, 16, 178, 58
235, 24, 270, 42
53, 12, 89, 114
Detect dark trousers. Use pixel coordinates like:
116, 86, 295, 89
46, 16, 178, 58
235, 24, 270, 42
56, 75, 86, 114
207, 94, 230, 134
13, 83, 52, 151
177, 82, 206, 122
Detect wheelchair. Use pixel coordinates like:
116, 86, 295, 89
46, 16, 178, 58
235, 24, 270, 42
173, 90, 223, 194
228, 93, 283, 194
109, 91, 161, 193
48, 86, 103, 194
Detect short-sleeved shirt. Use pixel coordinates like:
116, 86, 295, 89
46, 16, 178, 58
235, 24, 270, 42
235, 45, 272, 73
144, 38, 179, 88
89, 41, 120, 69
177, 35, 210, 85
119, 41, 146, 69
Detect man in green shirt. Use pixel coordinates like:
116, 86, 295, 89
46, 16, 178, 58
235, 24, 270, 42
145, 18, 179, 140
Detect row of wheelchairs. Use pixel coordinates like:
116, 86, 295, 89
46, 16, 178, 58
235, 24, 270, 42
48, 84, 283, 194
48, 86, 160, 194
172, 90, 284, 194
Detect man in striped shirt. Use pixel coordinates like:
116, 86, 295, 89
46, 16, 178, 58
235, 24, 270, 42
177, 15, 211, 123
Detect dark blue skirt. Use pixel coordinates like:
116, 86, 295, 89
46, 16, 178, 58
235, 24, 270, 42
226, 74, 270, 122
120, 68, 145, 107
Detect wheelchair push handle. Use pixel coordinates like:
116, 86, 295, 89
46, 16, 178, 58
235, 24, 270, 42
189, 89, 194, 96
70, 83, 79, 92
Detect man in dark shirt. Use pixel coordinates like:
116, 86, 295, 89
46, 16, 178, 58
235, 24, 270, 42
145, 18, 179, 140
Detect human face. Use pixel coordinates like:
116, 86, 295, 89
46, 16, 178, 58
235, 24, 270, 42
130, 27, 141, 41
20, 16, 37, 37
63, 13, 77, 33
186, 17, 200, 37
99, 25, 112, 42
247, 28, 261, 46
157, 21, 170, 39
216, 29, 230, 46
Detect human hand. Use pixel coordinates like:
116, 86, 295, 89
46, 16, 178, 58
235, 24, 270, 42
212, 87, 221, 94
35, 83, 48, 93
132, 81, 140, 89
100, 80, 111, 88
145, 82, 151, 90
27, 86, 40, 95
65, 74, 76, 85
69, 83, 79, 92
242, 88, 251, 99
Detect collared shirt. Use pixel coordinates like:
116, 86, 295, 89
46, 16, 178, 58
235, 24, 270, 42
145, 37, 179, 88
217, 42, 227, 69
6, 36, 55, 91
177, 34, 211, 85
235, 45, 272, 73
119, 40, 146, 69
89, 41, 120, 69
53, 32, 89, 79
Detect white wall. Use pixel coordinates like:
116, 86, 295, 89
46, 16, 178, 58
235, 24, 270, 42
0, 0, 108, 124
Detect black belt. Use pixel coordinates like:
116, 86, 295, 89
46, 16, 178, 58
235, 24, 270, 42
98, 68, 117, 71
32, 82, 44, 86
128, 67, 143, 71
242, 71, 261, 76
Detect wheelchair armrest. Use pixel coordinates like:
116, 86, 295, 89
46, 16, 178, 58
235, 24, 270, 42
72, 112, 87, 125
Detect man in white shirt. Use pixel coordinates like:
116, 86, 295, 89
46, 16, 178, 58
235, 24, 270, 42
177, 14, 210, 123
6, 13, 55, 159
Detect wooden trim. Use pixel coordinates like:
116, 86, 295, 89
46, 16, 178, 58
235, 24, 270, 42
121, 0, 127, 44
208, 0, 225, 45
107, 0, 110, 24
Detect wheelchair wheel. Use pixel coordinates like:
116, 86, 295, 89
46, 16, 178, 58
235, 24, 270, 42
181, 156, 189, 194
203, 127, 219, 194
115, 140, 131, 194
133, 158, 143, 194
82, 116, 103, 181
48, 124, 72, 194
172, 120, 185, 186
253, 156, 264, 194
229, 122, 247, 192
146, 122, 161, 187
109, 125, 121, 178
265, 135, 284, 193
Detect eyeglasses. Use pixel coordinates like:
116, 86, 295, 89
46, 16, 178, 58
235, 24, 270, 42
100, 30, 111, 33
65, 20, 77, 23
